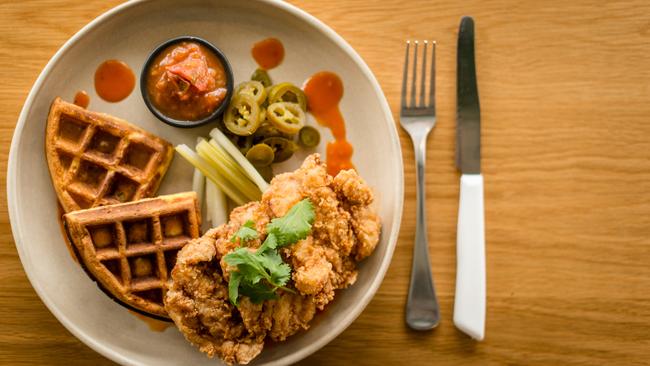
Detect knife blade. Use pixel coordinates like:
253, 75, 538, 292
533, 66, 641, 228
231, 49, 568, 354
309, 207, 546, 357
456, 16, 481, 174
454, 15, 486, 342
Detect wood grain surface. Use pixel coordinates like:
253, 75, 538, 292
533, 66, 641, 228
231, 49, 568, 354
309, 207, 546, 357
1, 0, 649, 365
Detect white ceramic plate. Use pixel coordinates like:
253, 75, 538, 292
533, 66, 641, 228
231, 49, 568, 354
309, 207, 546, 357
7, 0, 403, 365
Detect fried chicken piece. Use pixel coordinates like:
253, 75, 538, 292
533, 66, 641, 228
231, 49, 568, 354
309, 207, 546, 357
290, 237, 331, 295
349, 205, 382, 260
264, 154, 380, 309
212, 203, 318, 342
333, 170, 382, 260
332, 169, 373, 205
164, 228, 264, 365
237, 292, 316, 342
165, 154, 381, 364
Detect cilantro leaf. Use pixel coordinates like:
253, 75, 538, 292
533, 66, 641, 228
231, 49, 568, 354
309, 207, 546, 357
257, 230, 278, 252
257, 244, 291, 286
224, 199, 314, 306
224, 247, 266, 284
266, 199, 315, 247
239, 281, 279, 303
228, 270, 242, 306
224, 244, 293, 305
230, 220, 258, 244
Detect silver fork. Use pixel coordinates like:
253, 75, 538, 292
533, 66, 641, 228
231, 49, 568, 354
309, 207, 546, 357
401, 40, 441, 330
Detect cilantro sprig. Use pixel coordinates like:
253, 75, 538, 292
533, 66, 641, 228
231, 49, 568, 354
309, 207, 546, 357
224, 199, 315, 306
230, 220, 258, 244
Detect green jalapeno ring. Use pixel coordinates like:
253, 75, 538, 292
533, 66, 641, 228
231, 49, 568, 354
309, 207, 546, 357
227, 133, 254, 154
268, 82, 307, 111
266, 101, 305, 135
262, 136, 297, 163
245, 143, 275, 167
251, 68, 272, 88
223, 94, 261, 136
234, 80, 267, 105
256, 165, 274, 182
298, 126, 321, 148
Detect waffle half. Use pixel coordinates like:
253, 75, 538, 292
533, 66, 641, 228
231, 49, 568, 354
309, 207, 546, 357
46, 97, 174, 212
64, 192, 201, 318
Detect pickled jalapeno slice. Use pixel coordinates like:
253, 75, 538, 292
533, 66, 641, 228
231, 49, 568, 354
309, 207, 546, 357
298, 126, 321, 148
262, 136, 297, 163
228, 134, 254, 154
266, 102, 305, 134
234, 80, 267, 105
245, 143, 275, 167
223, 94, 261, 136
256, 165, 274, 182
268, 82, 307, 111
251, 68, 272, 87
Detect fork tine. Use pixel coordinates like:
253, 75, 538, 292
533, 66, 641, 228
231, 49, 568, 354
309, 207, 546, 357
401, 41, 410, 110
410, 41, 418, 107
429, 41, 436, 109
419, 41, 428, 107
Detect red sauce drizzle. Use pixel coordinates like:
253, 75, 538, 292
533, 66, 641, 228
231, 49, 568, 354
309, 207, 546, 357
94, 60, 135, 102
251, 38, 284, 70
303, 71, 354, 176
73, 90, 90, 108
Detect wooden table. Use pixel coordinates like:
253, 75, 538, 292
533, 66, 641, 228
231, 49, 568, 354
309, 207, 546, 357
1, 0, 649, 365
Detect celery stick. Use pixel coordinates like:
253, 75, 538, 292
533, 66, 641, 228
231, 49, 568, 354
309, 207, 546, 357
196, 142, 261, 201
209, 128, 270, 192
192, 168, 205, 212
208, 139, 252, 182
175, 145, 248, 205
202, 139, 253, 187
205, 175, 213, 225
207, 139, 249, 178
192, 137, 206, 210
197, 140, 260, 200
205, 179, 229, 227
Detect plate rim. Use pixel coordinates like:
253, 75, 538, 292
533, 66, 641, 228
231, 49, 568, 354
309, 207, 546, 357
6, 0, 404, 365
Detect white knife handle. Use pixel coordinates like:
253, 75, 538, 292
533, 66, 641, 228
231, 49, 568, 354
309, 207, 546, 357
454, 174, 486, 341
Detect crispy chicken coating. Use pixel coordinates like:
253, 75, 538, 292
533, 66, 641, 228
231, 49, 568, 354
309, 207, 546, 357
165, 154, 380, 364
164, 228, 264, 365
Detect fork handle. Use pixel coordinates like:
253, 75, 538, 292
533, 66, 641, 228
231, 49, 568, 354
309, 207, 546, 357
454, 174, 486, 340
406, 135, 440, 330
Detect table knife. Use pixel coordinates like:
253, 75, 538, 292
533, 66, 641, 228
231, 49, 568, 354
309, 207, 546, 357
454, 15, 486, 341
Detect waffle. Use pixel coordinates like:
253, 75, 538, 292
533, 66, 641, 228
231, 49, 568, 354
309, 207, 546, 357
46, 97, 174, 212
64, 192, 201, 318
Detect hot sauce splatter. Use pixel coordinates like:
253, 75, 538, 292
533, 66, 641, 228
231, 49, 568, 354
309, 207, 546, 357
94, 60, 135, 102
303, 71, 354, 176
73, 90, 90, 108
251, 38, 284, 70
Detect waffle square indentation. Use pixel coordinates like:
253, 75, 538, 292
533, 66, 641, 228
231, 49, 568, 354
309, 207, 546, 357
128, 254, 158, 281
160, 213, 190, 239
123, 143, 155, 171
123, 219, 152, 247
101, 259, 124, 285
58, 115, 88, 145
57, 150, 74, 170
106, 173, 139, 203
88, 129, 120, 158
88, 224, 118, 252
75, 160, 108, 192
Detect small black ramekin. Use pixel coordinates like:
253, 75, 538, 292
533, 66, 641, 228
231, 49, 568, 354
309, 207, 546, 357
140, 36, 234, 128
